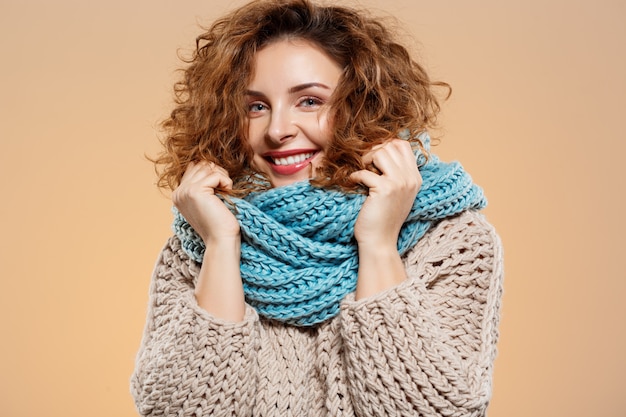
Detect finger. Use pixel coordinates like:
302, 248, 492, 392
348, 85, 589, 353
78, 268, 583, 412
211, 170, 234, 191
366, 153, 421, 197
385, 139, 415, 164
183, 161, 230, 184
175, 163, 233, 198
396, 139, 421, 167
368, 145, 408, 177
381, 140, 420, 176
180, 161, 200, 182
181, 160, 216, 183
361, 140, 391, 165
188, 169, 234, 193
362, 139, 412, 168
174, 172, 230, 208
349, 169, 384, 190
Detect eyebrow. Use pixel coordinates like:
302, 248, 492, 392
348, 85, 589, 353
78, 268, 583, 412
245, 82, 332, 97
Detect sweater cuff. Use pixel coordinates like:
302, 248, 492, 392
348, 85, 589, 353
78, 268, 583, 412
340, 275, 423, 316
180, 291, 259, 330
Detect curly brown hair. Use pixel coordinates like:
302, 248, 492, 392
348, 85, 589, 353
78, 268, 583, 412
152, 0, 449, 194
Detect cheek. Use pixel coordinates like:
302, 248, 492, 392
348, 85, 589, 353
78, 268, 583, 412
315, 114, 334, 148
246, 121, 263, 151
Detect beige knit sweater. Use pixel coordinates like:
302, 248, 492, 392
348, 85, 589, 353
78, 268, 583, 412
131, 210, 503, 417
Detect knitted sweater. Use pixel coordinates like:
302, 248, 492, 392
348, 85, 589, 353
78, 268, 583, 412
131, 210, 504, 417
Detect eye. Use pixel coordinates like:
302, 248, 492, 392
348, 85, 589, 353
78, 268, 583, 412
248, 102, 268, 115
298, 96, 323, 108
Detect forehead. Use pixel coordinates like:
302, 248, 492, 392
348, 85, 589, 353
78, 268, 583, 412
249, 39, 343, 88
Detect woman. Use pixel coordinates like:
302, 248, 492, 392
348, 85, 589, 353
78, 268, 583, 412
131, 0, 503, 416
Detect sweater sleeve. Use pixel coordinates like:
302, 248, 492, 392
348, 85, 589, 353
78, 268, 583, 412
339, 210, 503, 417
130, 236, 259, 417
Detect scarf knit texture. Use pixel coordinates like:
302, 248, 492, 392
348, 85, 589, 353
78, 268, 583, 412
173, 137, 486, 326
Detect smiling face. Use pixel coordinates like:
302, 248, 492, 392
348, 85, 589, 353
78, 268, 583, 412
245, 39, 343, 188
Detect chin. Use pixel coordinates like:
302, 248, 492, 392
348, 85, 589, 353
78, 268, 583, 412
263, 161, 317, 188
270, 175, 309, 188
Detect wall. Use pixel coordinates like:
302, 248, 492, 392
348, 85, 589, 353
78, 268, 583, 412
1, 0, 624, 415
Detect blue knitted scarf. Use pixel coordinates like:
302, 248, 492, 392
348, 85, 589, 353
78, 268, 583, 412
173, 136, 486, 326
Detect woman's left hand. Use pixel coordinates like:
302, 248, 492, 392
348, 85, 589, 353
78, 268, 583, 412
350, 139, 422, 250
349, 139, 422, 299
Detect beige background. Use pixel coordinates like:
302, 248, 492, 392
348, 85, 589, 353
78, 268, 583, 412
1, 0, 624, 416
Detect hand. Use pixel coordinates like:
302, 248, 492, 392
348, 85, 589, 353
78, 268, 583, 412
174, 161, 245, 321
172, 161, 240, 244
349, 139, 422, 250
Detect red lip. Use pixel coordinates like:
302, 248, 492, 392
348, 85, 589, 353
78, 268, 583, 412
262, 148, 319, 158
264, 150, 319, 176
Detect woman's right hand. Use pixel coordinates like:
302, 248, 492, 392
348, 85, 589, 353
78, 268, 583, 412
173, 161, 246, 322
172, 161, 240, 244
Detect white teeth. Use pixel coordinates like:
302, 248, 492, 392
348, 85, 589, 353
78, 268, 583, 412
272, 152, 313, 166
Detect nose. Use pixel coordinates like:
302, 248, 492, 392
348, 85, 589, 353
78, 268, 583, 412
265, 105, 297, 144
